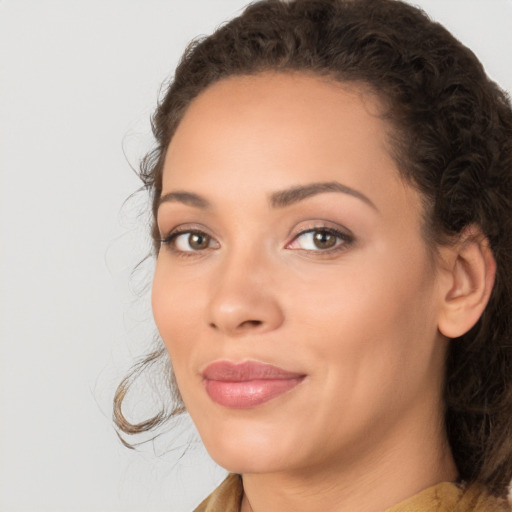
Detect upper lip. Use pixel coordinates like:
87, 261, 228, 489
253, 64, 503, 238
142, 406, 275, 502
201, 360, 305, 382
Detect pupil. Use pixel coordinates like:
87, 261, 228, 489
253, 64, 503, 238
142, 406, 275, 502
313, 231, 336, 249
189, 233, 209, 249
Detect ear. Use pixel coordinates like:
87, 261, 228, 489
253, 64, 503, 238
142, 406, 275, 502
437, 226, 496, 339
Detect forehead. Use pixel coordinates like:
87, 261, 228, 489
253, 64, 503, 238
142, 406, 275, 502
167, 72, 389, 158
162, 72, 415, 218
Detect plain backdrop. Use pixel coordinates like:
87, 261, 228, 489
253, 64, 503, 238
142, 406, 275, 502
1, 1, 511, 511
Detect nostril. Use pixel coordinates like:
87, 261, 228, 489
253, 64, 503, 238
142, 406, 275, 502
240, 320, 263, 329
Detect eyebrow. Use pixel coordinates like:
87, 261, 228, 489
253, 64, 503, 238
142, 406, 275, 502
269, 181, 377, 210
158, 191, 211, 209
157, 181, 377, 211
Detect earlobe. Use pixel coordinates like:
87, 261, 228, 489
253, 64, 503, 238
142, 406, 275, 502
437, 226, 496, 339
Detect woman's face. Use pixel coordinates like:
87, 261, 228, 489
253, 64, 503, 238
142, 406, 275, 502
152, 73, 449, 475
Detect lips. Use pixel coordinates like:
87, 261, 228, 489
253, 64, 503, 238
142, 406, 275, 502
201, 360, 305, 409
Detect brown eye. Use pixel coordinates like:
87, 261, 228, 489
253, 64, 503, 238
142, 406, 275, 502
312, 230, 337, 249
287, 227, 353, 253
188, 232, 210, 250
168, 230, 214, 252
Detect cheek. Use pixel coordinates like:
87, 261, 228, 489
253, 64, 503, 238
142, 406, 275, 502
289, 239, 440, 372
151, 269, 210, 412
288, 249, 441, 438
151, 262, 204, 359
152, 232, 440, 391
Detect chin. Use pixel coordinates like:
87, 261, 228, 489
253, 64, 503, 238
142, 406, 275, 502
208, 449, 288, 475
198, 419, 298, 474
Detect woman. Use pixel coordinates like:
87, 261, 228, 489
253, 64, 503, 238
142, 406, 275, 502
114, 0, 512, 510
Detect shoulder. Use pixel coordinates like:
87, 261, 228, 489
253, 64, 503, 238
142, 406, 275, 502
387, 482, 511, 512
193, 474, 243, 512
454, 483, 511, 512
194, 476, 510, 512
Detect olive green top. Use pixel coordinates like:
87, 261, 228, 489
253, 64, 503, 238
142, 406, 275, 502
194, 473, 510, 512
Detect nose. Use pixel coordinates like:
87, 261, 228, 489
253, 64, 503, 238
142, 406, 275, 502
207, 250, 285, 337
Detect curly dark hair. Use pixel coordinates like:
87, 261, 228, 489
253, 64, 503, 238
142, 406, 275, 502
114, 0, 512, 496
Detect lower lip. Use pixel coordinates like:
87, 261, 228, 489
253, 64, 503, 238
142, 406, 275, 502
204, 377, 304, 409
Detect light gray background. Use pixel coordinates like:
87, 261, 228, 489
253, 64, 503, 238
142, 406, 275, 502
1, 1, 511, 511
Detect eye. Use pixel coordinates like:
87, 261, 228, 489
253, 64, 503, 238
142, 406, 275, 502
287, 227, 353, 252
160, 228, 219, 254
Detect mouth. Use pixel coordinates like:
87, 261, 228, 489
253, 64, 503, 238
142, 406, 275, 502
201, 360, 306, 409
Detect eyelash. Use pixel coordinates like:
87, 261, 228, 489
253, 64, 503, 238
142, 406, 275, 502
160, 228, 218, 258
159, 225, 354, 258
287, 226, 354, 255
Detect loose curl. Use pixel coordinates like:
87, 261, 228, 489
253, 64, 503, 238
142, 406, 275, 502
114, 0, 512, 496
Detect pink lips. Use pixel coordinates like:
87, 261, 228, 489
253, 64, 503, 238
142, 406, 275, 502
202, 361, 305, 409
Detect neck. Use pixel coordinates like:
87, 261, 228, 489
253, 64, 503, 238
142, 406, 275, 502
240, 406, 457, 512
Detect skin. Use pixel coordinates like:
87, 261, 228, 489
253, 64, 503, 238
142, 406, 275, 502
152, 72, 460, 512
